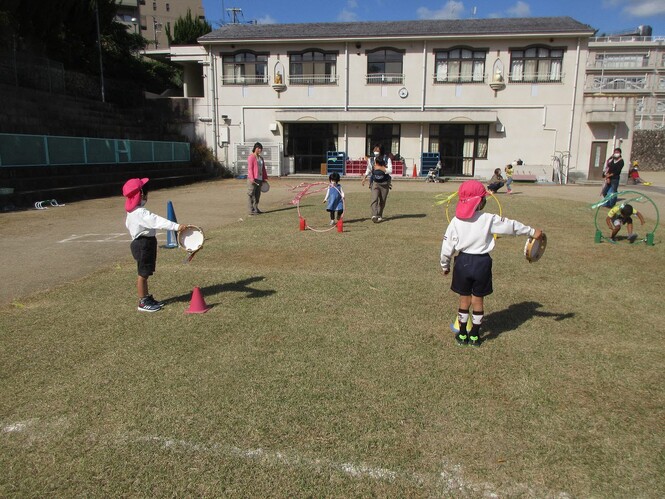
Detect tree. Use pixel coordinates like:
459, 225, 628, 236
165, 9, 212, 46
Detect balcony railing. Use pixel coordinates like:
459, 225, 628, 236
365, 73, 404, 85
220, 74, 269, 85
587, 76, 648, 92
590, 36, 665, 43
432, 74, 487, 84
587, 60, 649, 70
635, 114, 665, 130
508, 73, 564, 83
288, 74, 338, 85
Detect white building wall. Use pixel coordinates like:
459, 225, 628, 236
187, 32, 592, 181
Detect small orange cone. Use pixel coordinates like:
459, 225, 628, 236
185, 286, 210, 314
299, 217, 306, 231
412, 164, 418, 177
337, 219, 343, 232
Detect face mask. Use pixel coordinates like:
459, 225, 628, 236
374, 151, 380, 157
613, 153, 620, 158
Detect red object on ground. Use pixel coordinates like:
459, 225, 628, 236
185, 286, 210, 314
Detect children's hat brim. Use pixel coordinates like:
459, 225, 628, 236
122, 178, 149, 211
456, 180, 487, 219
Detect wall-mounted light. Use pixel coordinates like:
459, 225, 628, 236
355, 42, 361, 55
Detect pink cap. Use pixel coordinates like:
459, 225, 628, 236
122, 178, 149, 212
455, 180, 487, 219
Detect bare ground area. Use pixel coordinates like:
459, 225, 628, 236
2, 173, 664, 306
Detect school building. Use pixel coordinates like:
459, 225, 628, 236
165, 16, 623, 182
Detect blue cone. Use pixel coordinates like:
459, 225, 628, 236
165, 200, 178, 248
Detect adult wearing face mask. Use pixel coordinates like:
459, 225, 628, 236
602, 147, 624, 208
361, 143, 393, 222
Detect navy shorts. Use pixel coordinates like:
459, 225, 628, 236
130, 236, 157, 278
451, 252, 493, 297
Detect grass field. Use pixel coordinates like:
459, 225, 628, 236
1, 187, 664, 497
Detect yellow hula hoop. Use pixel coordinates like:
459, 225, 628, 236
437, 190, 502, 223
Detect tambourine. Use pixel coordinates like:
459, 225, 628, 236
178, 225, 205, 262
524, 232, 547, 263
261, 181, 270, 193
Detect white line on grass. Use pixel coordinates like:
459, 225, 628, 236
1, 419, 571, 497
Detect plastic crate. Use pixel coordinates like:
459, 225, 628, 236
326, 151, 346, 175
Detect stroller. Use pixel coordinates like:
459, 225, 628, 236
425, 162, 443, 182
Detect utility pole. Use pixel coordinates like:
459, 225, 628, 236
152, 16, 162, 48
94, 1, 105, 102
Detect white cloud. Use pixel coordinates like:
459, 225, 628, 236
506, 1, 531, 17
417, 1, 465, 20
256, 15, 276, 24
604, 0, 665, 16
337, 9, 359, 22
338, 0, 359, 22
624, 0, 665, 16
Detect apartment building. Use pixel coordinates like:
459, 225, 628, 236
115, 0, 205, 48
180, 16, 598, 180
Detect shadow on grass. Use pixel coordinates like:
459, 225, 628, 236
481, 301, 574, 342
382, 213, 427, 221
166, 276, 276, 305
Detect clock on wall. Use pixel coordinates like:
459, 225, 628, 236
398, 87, 409, 98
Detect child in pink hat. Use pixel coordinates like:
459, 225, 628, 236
122, 178, 186, 312
440, 180, 543, 346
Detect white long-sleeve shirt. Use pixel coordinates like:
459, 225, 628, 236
125, 207, 180, 240
440, 212, 535, 270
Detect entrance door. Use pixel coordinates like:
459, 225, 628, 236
588, 142, 607, 180
285, 123, 338, 173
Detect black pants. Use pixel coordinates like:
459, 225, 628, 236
328, 209, 343, 220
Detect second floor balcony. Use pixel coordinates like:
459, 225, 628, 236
288, 74, 338, 86
586, 76, 648, 92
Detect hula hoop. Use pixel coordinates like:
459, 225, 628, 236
290, 182, 346, 232
592, 190, 660, 243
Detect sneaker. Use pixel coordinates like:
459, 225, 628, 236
455, 333, 468, 346
146, 295, 165, 308
138, 297, 162, 312
255, 209, 263, 214
468, 335, 481, 347
329, 220, 336, 226
377, 217, 383, 223
628, 233, 638, 243
371, 216, 378, 223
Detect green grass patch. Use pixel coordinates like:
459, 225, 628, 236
1, 190, 664, 496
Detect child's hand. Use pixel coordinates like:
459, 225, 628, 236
533, 229, 543, 240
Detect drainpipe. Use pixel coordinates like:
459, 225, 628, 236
209, 48, 219, 162
565, 37, 582, 184
421, 40, 427, 111
345, 43, 350, 112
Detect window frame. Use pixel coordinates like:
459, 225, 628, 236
366, 47, 405, 85
509, 45, 565, 83
221, 50, 269, 85
433, 47, 487, 84
288, 49, 339, 85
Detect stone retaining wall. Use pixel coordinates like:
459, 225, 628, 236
631, 130, 665, 171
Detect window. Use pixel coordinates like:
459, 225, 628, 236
429, 124, 489, 176
434, 48, 486, 83
166, 3, 170, 12
152, 2, 156, 11
594, 53, 647, 69
222, 52, 268, 85
366, 48, 404, 84
289, 50, 337, 85
510, 47, 564, 82
366, 124, 401, 158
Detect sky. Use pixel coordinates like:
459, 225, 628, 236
201, 0, 665, 36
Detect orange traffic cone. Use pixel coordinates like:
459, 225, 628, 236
299, 217, 306, 231
412, 164, 418, 177
185, 286, 210, 314
336, 219, 343, 232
